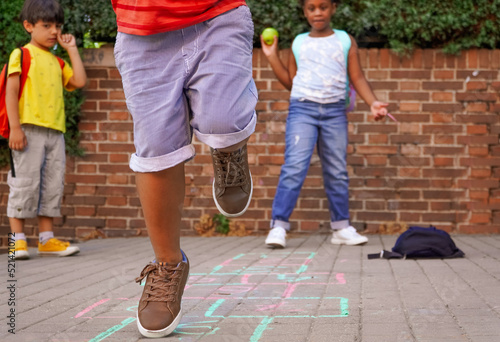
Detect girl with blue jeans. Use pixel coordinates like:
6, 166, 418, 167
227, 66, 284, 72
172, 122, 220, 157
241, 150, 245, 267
261, 0, 389, 248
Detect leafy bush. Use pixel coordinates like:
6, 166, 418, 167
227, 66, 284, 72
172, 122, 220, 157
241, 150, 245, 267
248, 0, 500, 54
363, 0, 500, 54
59, 0, 117, 46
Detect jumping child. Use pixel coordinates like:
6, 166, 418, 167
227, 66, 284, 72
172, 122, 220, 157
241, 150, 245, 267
112, 0, 257, 337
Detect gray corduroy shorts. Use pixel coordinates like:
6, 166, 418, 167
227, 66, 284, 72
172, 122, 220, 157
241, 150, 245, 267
114, 6, 258, 172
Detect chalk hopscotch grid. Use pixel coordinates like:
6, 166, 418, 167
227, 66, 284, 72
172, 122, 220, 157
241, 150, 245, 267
77, 251, 349, 341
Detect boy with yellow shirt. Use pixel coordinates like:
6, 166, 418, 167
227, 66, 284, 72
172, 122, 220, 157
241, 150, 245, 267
6, 0, 87, 259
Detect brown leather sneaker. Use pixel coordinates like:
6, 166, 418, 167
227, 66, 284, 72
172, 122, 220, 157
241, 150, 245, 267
211, 145, 253, 217
135, 251, 189, 338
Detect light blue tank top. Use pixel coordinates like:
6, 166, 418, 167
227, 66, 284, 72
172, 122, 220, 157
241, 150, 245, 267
290, 30, 351, 104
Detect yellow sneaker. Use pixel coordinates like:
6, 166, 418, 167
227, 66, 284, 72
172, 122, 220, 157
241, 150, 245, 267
12, 240, 30, 260
38, 238, 80, 257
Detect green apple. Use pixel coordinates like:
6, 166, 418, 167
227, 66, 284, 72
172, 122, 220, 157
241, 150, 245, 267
262, 27, 279, 45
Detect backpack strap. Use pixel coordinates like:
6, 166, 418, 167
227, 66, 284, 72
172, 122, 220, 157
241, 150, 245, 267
291, 32, 309, 67
333, 29, 352, 103
56, 56, 65, 70
18, 47, 31, 97
367, 250, 404, 259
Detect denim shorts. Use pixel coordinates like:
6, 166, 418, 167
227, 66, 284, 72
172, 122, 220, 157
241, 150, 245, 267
7, 125, 66, 218
114, 6, 258, 172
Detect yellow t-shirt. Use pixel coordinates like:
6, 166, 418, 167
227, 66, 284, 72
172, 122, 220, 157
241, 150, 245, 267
8, 44, 74, 133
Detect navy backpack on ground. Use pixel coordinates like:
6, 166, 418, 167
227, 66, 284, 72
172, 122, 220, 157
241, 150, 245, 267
368, 226, 465, 259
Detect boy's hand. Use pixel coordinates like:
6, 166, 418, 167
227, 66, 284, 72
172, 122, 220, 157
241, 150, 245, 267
57, 33, 77, 50
260, 35, 279, 57
371, 101, 388, 121
8, 127, 27, 151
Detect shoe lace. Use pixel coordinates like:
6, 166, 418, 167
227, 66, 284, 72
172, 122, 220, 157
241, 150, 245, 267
135, 263, 183, 302
212, 148, 247, 188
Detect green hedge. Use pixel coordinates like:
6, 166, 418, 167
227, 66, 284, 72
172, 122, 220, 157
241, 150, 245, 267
248, 0, 500, 54
4, 0, 496, 55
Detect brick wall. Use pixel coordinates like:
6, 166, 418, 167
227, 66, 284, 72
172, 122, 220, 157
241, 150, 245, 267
1, 47, 499, 249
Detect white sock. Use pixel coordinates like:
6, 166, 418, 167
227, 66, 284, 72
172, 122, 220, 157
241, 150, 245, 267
39, 231, 54, 244
14, 233, 26, 241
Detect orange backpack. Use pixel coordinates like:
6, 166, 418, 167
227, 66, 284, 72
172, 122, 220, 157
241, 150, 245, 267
0, 47, 65, 139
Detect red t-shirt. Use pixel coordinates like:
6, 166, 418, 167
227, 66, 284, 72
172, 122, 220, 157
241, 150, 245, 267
112, 0, 247, 35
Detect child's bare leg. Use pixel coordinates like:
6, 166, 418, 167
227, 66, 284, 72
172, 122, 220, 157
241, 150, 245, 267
38, 216, 53, 232
135, 163, 184, 265
9, 217, 24, 234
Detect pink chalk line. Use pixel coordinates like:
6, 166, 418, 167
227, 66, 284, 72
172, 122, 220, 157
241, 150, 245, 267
241, 274, 251, 284
256, 303, 284, 311
74, 298, 111, 318
282, 284, 298, 298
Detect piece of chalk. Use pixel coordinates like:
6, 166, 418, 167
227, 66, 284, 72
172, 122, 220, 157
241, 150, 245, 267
387, 113, 398, 122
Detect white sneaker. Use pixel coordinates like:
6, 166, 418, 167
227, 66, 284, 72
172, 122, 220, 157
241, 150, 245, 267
265, 227, 286, 248
330, 226, 368, 245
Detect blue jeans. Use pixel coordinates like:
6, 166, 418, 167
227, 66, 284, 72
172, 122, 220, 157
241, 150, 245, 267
271, 99, 350, 231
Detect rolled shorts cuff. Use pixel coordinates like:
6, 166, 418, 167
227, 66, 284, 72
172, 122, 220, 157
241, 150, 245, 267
194, 112, 256, 149
130, 145, 195, 172
37, 208, 61, 218
7, 208, 37, 219
330, 220, 350, 230
271, 219, 291, 231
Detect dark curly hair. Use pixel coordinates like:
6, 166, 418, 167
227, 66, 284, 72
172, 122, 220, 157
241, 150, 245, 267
20, 0, 64, 25
299, 0, 340, 7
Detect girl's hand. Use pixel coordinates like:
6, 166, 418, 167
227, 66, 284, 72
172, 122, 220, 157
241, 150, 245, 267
57, 33, 77, 50
260, 35, 279, 57
370, 101, 388, 121
8, 127, 27, 151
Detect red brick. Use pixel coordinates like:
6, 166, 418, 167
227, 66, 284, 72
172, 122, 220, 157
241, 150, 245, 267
433, 70, 454, 79
432, 92, 454, 102
379, 49, 390, 68
84, 91, 108, 100
466, 81, 487, 91
465, 103, 488, 112
368, 49, 379, 68
391, 70, 431, 79
470, 168, 491, 178
99, 80, 123, 89
467, 49, 478, 68
390, 92, 429, 101
398, 103, 421, 112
